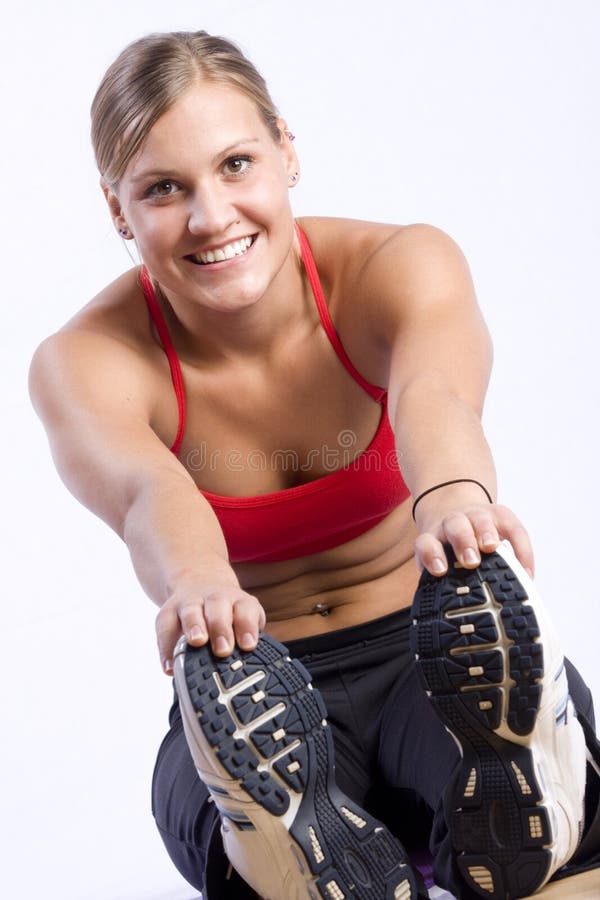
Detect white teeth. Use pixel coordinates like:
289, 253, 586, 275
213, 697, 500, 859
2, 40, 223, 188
195, 235, 254, 265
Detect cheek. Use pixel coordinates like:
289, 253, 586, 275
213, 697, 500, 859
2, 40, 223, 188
247, 176, 292, 223
132, 209, 184, 250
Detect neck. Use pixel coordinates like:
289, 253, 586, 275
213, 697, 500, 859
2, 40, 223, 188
156, 248, 313, 366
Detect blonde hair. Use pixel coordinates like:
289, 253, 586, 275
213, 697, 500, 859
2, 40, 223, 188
91, 31, 281, 186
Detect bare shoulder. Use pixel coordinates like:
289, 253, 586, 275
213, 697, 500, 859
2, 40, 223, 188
296, 215, 461, 259
295, 216, 399, 284
61, 266, 153, 347
29, 267, 158, 423
295, 218, 477, 383
296, 217, 471, 309
357, 224, 471, 298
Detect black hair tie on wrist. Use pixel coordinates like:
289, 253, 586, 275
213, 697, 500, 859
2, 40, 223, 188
411, 478, 493, 521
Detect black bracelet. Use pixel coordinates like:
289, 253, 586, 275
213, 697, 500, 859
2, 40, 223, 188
411, 478, 493, 521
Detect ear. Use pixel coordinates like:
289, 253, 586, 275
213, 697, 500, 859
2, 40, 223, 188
276, 118, 300, 185
100, 177, 133, 238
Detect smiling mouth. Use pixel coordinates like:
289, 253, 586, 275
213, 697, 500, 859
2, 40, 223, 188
186, 234, 256, 265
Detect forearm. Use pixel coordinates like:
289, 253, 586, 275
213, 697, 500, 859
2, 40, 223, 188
394, 375, 497, 510
123, 473, 265, 668
123, 471, 239, 607
392, 376, 533, 575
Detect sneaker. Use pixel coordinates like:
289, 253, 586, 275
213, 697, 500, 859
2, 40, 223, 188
173, 632, 420, 900
411, 540, 587, 899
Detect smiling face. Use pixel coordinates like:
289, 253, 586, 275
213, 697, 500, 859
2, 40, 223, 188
106, 81, 299, 313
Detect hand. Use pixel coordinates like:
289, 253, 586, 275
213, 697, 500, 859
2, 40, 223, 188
414, 498, 534, 579
155, 579, 266, 675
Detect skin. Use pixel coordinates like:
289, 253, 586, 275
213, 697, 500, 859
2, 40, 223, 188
29, 80, 534, 675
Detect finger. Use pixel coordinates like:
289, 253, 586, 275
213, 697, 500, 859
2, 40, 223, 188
467, 507, 500, 553
494, 506, 535, 577
155, 605, 182, 676
414, 532, 449, 576
440, 512, 481, 568
231, 594, 264, 651
177, 602, 209, 646
203, 592, 235, 657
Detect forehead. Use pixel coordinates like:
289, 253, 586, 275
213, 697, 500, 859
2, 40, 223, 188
134, 82, 267, 167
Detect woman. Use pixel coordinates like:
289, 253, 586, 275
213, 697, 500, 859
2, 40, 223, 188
29, 31, 599, 900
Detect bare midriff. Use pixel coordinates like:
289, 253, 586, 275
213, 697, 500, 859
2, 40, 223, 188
234, 503, 419, 642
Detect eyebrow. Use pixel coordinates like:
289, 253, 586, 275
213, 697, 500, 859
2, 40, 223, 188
129, 138, 262, 183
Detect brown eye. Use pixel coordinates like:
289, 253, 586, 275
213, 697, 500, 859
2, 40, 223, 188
224, 156, 251, 176
146, 180, 179, 198
154, 181, 175, 195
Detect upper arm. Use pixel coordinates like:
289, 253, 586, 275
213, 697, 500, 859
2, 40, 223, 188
355, 224, 493, 416
29, 329, 195, 537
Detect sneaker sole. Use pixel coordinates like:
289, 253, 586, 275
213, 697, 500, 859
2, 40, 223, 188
410, 546, 555, 899
175, 633, 418, 900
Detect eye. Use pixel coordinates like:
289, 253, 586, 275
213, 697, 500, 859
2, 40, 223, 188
223, 155, 252, 176
145, 180, 180, 198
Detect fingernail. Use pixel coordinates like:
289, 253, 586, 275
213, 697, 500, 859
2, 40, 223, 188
464, 548, 480, 565
240, 632, 256, 649
163, 659, 173, 674
432, 557, 446, 575
189, 626, 206, 642
526, 567, 534, 579
215, 636, 230, 655
481, 532, 497, 548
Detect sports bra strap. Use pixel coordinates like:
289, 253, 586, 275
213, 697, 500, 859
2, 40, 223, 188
139, 266, 187, 455
295, 225, 385, 403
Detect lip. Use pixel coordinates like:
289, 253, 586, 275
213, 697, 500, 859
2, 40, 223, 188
184, 233, 258, 268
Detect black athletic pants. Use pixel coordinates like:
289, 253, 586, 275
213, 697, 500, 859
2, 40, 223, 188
151, 608, 600, 898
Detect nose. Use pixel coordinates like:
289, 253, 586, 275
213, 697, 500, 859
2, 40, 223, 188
187, 182, 237, 236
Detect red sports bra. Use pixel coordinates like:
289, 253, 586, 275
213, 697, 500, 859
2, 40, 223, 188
140, 225, 410, 563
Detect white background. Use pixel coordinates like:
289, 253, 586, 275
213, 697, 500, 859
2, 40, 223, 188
2, 1, 599, 898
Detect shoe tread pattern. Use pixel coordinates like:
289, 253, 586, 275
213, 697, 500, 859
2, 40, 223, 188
183, 634, 420, 899
411, 548, 552, 899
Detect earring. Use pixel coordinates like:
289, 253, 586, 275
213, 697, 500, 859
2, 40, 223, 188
119, 228, 130, 237
284, 130, 296, 141
289, 172, 299, 185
